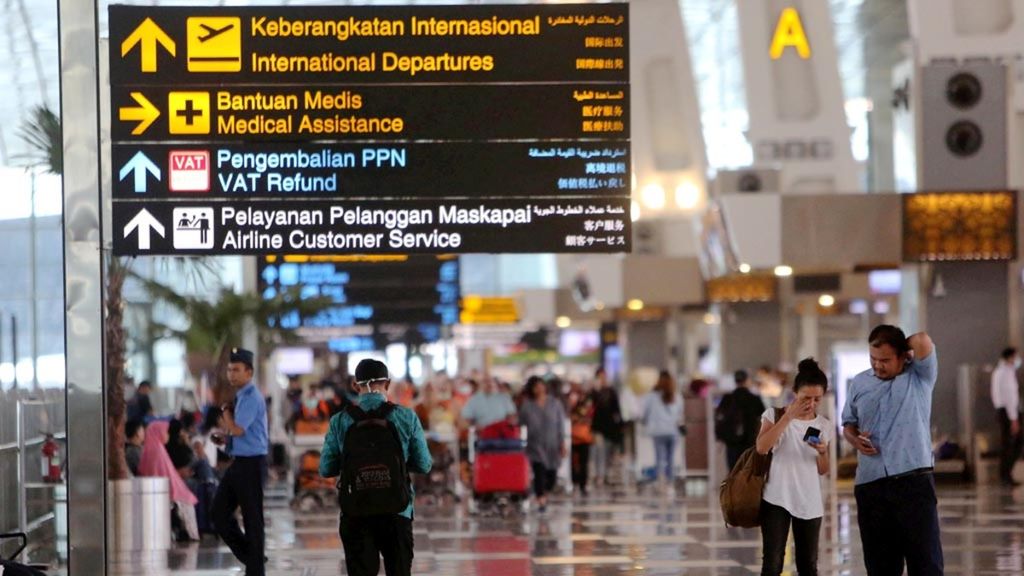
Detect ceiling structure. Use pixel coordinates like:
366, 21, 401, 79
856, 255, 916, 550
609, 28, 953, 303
0, 0, 910, 185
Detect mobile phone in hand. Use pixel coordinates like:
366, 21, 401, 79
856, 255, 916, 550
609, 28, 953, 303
803, 426, 821, 444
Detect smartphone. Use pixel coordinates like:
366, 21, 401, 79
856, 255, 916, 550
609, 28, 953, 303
803, 427, 821, 444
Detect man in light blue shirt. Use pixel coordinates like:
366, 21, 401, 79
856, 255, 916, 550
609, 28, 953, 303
212, 348, 268, 576
461, 378, 517, 429
842, 326, 942, 576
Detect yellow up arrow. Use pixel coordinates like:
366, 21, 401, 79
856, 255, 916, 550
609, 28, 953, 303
119, 92, 160, 135
121, 17, 176, 73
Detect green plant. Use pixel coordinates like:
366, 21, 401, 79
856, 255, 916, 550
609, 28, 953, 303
139, 279, 333, 404
18, 104, 61, 174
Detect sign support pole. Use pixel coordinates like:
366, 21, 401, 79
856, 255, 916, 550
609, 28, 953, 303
59, 0, 108, 573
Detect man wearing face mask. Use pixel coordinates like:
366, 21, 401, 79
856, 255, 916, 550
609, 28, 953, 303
320, 359, 432, 576
992, 347, 1022, 487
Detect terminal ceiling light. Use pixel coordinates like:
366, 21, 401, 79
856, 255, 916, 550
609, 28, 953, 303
594, 301, 606, 311
555, 316, 572, 328
702, 312, 720, 325
818, 294, 835, 307
873, 300, 890, 315
738, 263, 752, 274
641, 183, 666, 210
626, 299, 644, 311
675, 181, 701, 210
774, 265, 793, 277
631, 200, 641, 223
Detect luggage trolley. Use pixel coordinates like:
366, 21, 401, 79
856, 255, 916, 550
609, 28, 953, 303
0, 532, 49, 575
290, 420, 335, 512
415, 429, 463, 506
467, 422, 531, 516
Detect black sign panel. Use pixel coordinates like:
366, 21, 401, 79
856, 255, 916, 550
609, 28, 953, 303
113, 198, 631, 256
108, 3, 631, 256
110, 84, 628, 143
109, 4, 628, 85
112, 142, 629, 199
257, 256, 460, 329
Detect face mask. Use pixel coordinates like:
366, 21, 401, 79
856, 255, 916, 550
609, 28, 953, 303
1016, 358, 1022, 370
457, 385, 473, 395
303, 398, 318, 410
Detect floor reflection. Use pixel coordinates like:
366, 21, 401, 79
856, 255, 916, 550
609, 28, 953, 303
102, 481, 1024, 575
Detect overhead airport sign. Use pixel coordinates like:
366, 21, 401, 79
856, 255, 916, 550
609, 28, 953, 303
257, 255, 460, 330
114, 198, 630, 255
108, 4, 630, 256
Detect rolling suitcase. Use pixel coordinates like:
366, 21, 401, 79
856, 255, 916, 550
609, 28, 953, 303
473, 451, 530, 494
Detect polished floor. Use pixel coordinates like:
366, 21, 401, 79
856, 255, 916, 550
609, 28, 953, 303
101, 478, 1024, 575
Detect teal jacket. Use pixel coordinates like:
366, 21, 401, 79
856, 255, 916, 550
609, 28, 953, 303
319, 393, 432, 519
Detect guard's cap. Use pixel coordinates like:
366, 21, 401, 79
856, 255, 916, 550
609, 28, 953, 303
229, 347, 254, 369
354, 359, 389, 386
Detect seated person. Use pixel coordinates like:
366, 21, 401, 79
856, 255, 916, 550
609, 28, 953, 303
125, 419, 145, 476
140, 421, 200, 541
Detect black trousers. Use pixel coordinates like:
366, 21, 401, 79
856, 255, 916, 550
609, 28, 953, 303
855, 472, 943, 576
998, 408, 1023, 482
213, 456, 266, 576
571, 444, 590, 491
340, 515, 414, 576
531, 461, 557, 498
760, 500, 821, 576
726, 444, 747, 472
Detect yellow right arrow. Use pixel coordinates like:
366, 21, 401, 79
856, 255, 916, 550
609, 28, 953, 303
121, 17, 176, 73
119, 92, 160, 135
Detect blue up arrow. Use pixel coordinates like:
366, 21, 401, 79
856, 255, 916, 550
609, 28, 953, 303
119, 151, 161, 193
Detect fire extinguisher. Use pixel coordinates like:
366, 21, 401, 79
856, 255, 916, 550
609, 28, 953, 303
41, 434, 61, 483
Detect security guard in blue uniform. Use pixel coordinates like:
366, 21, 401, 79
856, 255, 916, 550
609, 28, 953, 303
212, 347, 268, 576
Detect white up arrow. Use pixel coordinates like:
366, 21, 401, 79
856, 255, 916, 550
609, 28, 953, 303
123, 208, 165, 250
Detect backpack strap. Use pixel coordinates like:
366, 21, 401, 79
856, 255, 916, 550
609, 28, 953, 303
773, 407, 785, 422
345, 404, 368, 423
368, 402, 397, 420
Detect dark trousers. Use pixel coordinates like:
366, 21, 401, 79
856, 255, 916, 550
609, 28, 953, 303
339, 515, 414, 576
760, 500, 821, 576
571, 444, 590, 491
531, 461, 557, 498
213, 456, 266, 576
855, 473, 943, 576
998, 408, 1023, 482
726, 444, 747, 472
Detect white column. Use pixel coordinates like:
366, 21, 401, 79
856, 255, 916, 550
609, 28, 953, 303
736, 0, 859, 193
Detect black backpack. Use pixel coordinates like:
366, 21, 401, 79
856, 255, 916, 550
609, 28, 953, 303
714, 393, 744, 445
337, 403, 411, 517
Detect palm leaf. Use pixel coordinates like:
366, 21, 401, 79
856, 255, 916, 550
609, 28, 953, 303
17, 105, 62, 174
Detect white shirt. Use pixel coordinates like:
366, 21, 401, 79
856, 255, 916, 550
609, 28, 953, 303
991, 360, 1020, 420
761, 409, 832, 520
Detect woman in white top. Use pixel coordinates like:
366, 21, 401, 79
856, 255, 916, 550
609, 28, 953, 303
755, 358, 831, 576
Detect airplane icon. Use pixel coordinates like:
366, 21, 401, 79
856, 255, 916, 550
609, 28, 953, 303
186, 16, 241, 72
198, 22, 234, 42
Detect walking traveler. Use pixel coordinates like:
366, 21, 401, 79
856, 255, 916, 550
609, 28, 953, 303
518, 376, 567, 512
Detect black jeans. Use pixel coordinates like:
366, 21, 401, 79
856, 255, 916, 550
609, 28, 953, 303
340, 515, 414, 576
855, 472, 943, 576
213, 456, 266, 576
531, 461, 557, 498
571, 444, 590, 491
760, 500, 821, 576
998, 408, 1023, 482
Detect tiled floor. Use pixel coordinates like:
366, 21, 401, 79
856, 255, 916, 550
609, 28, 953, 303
105, 480, 1024, 575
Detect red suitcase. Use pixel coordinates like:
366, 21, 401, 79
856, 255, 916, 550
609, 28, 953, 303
473, 451, 530, 494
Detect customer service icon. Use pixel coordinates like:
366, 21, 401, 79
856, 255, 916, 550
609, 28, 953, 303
173, 207, 214, 249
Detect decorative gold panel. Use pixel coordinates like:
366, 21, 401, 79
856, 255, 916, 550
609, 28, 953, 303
903, 191, 1017, 262
706, 274, 777, 303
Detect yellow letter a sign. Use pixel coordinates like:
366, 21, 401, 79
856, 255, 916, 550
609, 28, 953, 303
769, 7, 811, 60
